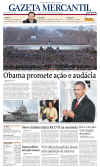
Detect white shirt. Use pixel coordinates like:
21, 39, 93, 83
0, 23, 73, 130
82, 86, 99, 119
77, 94, 86, 105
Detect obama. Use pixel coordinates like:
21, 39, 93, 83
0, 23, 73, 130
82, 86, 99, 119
63, 81, 95, 122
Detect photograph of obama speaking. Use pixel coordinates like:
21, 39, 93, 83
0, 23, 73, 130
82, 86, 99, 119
63, 81, 95, 122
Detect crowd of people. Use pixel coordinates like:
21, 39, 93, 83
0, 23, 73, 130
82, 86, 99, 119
4, 46, 96, 70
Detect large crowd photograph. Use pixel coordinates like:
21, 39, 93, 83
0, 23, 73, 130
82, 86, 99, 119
3, 24, 97, 70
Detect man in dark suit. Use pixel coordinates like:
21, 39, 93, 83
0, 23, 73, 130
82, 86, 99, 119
63, 81, 95, 122
23, 12, 37, 23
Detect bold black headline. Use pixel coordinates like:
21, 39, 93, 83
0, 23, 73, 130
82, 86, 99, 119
3, 72, 96, 80
9, 3, 91, 12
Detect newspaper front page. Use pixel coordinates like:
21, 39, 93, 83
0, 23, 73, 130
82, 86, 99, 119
0, 0, 99, 166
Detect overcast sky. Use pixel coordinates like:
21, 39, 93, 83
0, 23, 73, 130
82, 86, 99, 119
4, 24, 96, 31
4, 100, 39, 114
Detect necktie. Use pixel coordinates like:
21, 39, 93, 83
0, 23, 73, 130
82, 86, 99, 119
74, 100, 78, 109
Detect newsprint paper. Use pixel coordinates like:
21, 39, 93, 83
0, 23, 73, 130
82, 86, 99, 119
0, 0, 100, 166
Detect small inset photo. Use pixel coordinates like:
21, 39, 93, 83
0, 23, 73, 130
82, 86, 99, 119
40, 100, 59, 123
3, 100, 38, 122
